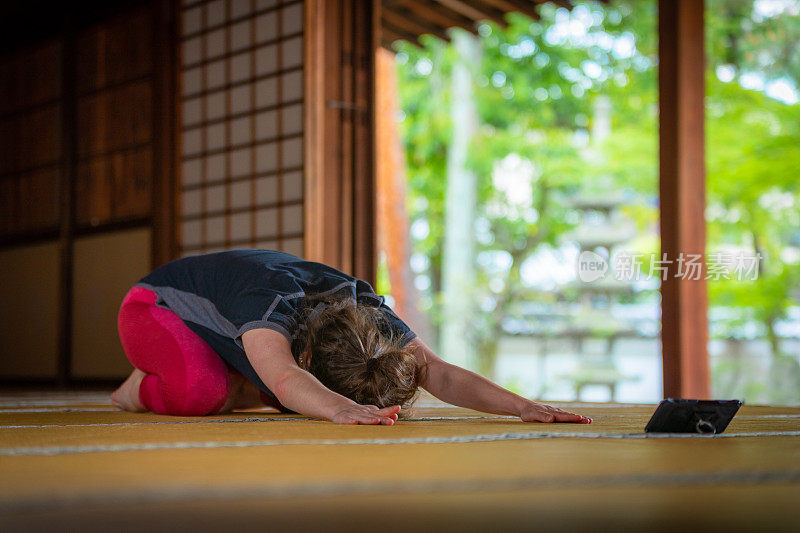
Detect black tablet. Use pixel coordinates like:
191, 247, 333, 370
644, 399, 742, 434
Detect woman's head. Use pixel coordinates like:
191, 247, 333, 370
295, 297, 420, 413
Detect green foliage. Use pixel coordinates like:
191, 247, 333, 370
704, 2, 800, 364
396, 1, 659, 326
706, 0, 800, 83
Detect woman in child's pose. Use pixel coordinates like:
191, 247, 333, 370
112, 249, 591, 425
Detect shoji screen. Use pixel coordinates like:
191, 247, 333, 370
179, 0, 304, 257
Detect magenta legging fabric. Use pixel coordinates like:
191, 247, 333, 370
117, 286, 230, 415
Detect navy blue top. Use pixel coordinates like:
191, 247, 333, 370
135, 249, 416, 396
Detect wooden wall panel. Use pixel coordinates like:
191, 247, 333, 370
71, 5, 161, 230
0, 241, 61, 378
76, 82, 153, 159
0, 167, 62, 240
0, 41, 61, 115
75, 148, 153, 226
20, 106, 62, 169
0, 40, 63, 240
76, 10, 154, 94
178, 0, 305, 256
0, 118, 14, 175
71, 228, 152, 378
112, 148, 154, 220
0, 178, 16, 235
18, 169, 61, 231
75, 158, 113, 226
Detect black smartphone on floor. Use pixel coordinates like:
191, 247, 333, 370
644, 399, 742, 434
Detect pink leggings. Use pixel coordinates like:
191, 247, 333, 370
117, 286, 231, 416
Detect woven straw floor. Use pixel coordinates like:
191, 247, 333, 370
0, 391, 798, 531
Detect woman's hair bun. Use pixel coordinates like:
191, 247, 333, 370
297, 295, 420, 414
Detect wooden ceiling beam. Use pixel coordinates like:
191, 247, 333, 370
380, 0, 583, 49
387, 0, 480, 35
382, 5, 452, 42
475, 0, 541, 21
524, 0, 575, 8
381, 20, 420, 47
549, 0, 575, 10
434, 0, 509, 28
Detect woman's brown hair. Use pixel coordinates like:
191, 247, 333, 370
294, 296, 420, 415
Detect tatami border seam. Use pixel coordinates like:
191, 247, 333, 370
1, 430, 799, 456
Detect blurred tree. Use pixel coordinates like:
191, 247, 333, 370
440, 30, 480, 369
396, 1, 659, 376
704, 0, 800, 404
706, 0, 800, 84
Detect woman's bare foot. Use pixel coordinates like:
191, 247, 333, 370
111, 368, 147, 412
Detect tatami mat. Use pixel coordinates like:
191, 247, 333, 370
0, 391, 798, 531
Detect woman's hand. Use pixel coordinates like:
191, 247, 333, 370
331, 404, 401, 425
518, 400, 592, 424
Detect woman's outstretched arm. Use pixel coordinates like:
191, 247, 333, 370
241, 328, 399, 424
407, 338, 591, 424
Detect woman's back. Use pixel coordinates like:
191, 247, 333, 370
134, 249, 414, 393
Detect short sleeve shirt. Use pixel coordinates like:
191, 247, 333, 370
135, 249, 416, 395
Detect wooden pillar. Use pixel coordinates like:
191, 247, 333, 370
304, 0, 378, 285
151, 0, 179, 267
57, 16, 77, 388
658, 0, 710, 398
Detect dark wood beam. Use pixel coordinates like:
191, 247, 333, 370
476, 0, 541, 21
658, 0, 710, 399
434, 0, 509, 27
381, 20, 426, 46
151, 0, 178, 267
352, 0, 377, 283
550, 0, 574, 10
381, 28, 409, 49
57, 14, 77, 388
382, 5, 452, 42
388, 0, 480, 35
